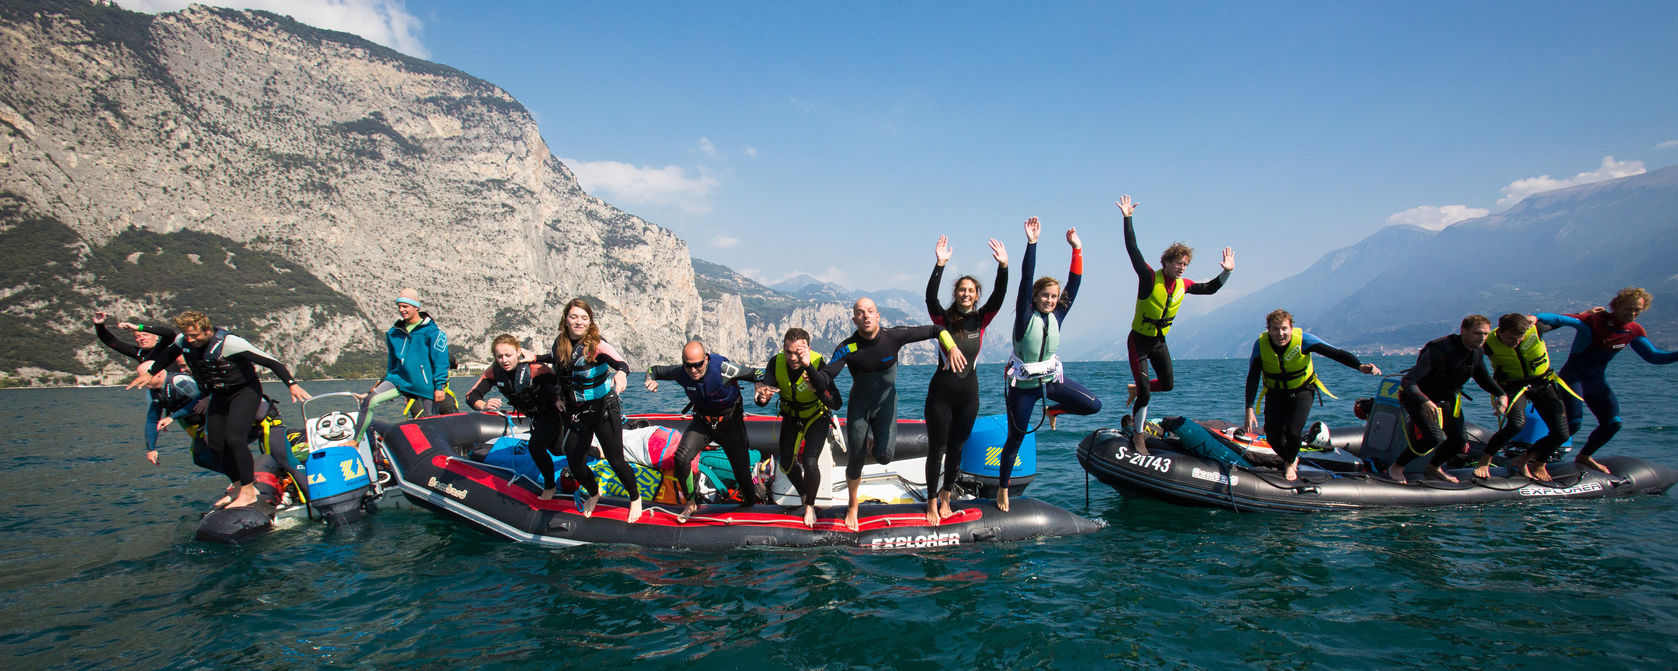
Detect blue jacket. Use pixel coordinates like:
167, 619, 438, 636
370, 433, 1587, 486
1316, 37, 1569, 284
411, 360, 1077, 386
384, 314, 450, 397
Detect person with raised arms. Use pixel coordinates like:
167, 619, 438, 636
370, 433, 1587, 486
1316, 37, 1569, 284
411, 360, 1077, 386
921, 234, 1008, 524
808, 298, 968, 531
1120, 195, 1234, 453
93, 310, 191, 466
136, 311, 310, 509
1539, 288, 1678, 474
996, 216, 1101, 512
354, 288, 455, 442
1385, 315, 1507, 484
1242, 309, 1382, 481
753, 328, 843, 528
462, 334, 565, 490
645, 340, 765, 522
538, 299, 642, 521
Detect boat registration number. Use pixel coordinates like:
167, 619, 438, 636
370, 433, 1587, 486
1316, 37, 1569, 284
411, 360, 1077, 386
1113, 445, 1172, 473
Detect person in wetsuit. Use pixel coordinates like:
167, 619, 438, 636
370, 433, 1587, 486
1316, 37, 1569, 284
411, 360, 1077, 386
1538, 288, 1678, 474
463, 333, 563, 488
1472, 313, 1577, 481
997, 216, 1102, 512
922, 234, 1008, 524
753, 328, 843, 528
538, 298, 642, 521
1242, 309, 1381, 481
645, 341, 765, 521
355, 288, 455, 441
138, 311, 311, 509
94, 310, 190, 465
1120, 194, 1234, 452
809, 298, 967, 531
1386, 315, 1507, 484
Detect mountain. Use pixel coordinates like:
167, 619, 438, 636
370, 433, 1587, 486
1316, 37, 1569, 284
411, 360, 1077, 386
770, 274, 923, 317
1159, 166, 1678, 358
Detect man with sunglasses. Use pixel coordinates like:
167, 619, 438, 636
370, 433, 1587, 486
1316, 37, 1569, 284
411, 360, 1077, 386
645, 340, 765, 520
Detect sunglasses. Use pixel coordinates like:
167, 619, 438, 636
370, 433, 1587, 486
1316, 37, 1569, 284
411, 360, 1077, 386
683, 360, 706, 370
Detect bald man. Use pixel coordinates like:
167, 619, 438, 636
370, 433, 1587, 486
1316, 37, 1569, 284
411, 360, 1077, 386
645, 340, 765, 520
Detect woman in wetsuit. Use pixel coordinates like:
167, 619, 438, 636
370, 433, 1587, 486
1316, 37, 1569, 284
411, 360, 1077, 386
922, 235, 1008, 524
997, 216, 1101, 512
463, 334, 565, 492
544, 299, 642, 521
1540, 288, 1678, 474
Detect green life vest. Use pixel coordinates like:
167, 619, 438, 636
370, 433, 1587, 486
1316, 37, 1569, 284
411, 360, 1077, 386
1258, 327, 1316, 391
1132, 270, 1185, 337
769, 352, 828, 420
1484, 326, 1553, 385
1015, 311, 1060, 364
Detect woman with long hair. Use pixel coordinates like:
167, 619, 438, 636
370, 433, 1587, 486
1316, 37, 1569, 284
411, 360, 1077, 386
545, 299, 642, 522
922, 235, 1007, 523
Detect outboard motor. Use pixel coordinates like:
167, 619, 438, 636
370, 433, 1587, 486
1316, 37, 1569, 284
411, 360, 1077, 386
958, 414, 1035, 497
1358, 375, 1413, 468
298, 393, 380, 526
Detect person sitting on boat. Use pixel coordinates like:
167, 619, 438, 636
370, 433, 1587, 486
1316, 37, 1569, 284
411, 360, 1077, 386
997, 216, 1101, 512
1241, 309, 1381, 481
753, 328, 843, 528
1385, 315, 1506, 484
646, 340, 765, 521
1120, 194, 1234, 452
535, 299, 642, 521
1473, 313, 1577, 481
809, 298, 968, 531
93, 310, 192, 466
463, 333, 564, 485
1539, 288, 1678, 474
354, 288, 456, 442
134, 311, 311, 509
921, 234, 1009, 524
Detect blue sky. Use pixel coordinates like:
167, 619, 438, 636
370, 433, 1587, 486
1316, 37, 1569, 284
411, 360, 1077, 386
132, 1, 1678, 336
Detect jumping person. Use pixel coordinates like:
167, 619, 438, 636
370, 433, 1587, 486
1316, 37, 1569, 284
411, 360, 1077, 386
997, 216, 1101, 512
1471, 314, 1578, 481
462, 334, 564, 492
1242, 309, 1381, 481
645, 341, 764, 521
922, 234, 1008, 524
1385, 315, 1507, 484
1120, 195, 1233, 452
355, 288, 454, 441
1539, 288, 1678, 473
540, 299, 641, 521
94, 310, 190, 465
809, 298, 968, 531
138, 311, 310, 508
753, 328, 842, 528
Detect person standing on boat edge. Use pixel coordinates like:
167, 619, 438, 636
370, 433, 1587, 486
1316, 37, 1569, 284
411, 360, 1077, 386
93, 310, 191, 466
645, 340, 765, 522
922, 234, 1009, 524
1472, 313, 1577, 482
136, 311, 311, 509
808, 298, 969, 531
753, 328, 843, 528
1386, 315, 1507, 484
538, 298, 642, 521
1241, 309, 1382, 481
463, 334, 564, 489
1539, 288, 1678, 474
354, 288, 455, 442
997, 216, 1101, 512
1120, 195, 1234, 452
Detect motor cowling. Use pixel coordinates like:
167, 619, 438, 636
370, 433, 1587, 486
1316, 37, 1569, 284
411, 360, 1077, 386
305, 444, 374, 526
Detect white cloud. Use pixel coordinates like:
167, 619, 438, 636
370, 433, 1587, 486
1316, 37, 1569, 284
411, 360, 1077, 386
1657, 140, 1678, 151
561, 158, 720, 214
1385, 204, 1490, 231
126, 0, 428, 57
743, 147, 758, 158
711, 234, 739, 249
1496, 155, 1645, 208
698, 137, 718, 158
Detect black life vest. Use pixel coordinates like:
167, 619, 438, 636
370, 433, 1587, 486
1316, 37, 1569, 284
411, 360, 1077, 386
492, 362, 556, 415
183, 329, 254, 392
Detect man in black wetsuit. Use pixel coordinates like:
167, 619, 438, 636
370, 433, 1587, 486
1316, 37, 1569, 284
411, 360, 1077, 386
1386, 315, 1507, 484
94, 310, 190, 466
645, 340, 765, 521
809, 298, 967, 531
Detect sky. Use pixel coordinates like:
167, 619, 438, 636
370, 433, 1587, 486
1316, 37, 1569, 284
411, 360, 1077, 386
128, 0, 1678, 338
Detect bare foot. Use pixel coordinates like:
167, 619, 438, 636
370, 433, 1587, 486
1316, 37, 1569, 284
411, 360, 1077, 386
677, 500, 699, 523
1472, 464, 1491, 479
802, 505, 816, 528
1282, 459, 1298, 481
1047, 413, 1058, 431
226, 486, 260, 509
539, 486, 556, 501
1528, 464, 1553, 482
937, 491, 955, 519
996, 488, 1010, 513
1507, 452, 1533, 476
925, 501, 941, 525
1577, 456, 1612, 474
626, 498, 643, 523
1125, 383, 1138, 408
1424, 466, 1459, 484
1386, 463, 1408, 484
582, 492, 601, 518
1131, 431, 1150, 456
843, 506, 860, 532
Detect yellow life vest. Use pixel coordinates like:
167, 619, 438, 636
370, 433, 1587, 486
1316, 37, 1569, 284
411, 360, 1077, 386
770, 352, 828, 420
1258, 328, 1316, 391
1131, 270, 1185, 337
1483, 326, 1552, 385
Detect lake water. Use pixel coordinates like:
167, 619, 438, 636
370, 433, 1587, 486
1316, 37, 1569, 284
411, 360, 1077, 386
3, 356, 1676, 669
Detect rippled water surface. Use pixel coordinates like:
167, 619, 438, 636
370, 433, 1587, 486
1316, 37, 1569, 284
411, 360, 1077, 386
3, 356, 1676, 669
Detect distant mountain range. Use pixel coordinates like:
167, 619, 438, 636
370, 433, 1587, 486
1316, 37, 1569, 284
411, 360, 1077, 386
769, 274, 924, 317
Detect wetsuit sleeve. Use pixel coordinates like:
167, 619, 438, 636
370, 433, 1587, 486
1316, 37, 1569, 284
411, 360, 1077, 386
169, 403, 198, 421
594, 342, 631, 373
1186, 269, 1231, 295
1400, 344, 1436, 399
892, 324, 949, 345
463, 370, 495, 407
137, 323, 179, 343
1302, 334, 1362, 369
979, 262, 1009, 328
1244, 341, 1262, 409
1629, 336, 1678, 365
96, 323, 143, 360
925, 264, 946, 325
720, 360, 761, 384
1471, 352, 1504, 398
1012, 242, 1037, 342
1056, 248, 1083, 321
1123, 215, 1152, 298
222, 335, 299, 387
645, 364, 683, 382
807, 346, 851, 392
143, 338, 186, 376
533, 352, 554, 365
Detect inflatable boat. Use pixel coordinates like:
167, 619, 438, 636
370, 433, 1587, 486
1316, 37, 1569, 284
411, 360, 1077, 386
375, 411, 1104, 550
